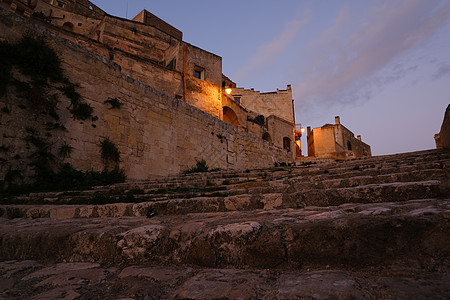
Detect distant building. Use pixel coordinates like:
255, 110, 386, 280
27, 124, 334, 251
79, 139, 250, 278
435, 104, 450, 149
307, 116, 371, 159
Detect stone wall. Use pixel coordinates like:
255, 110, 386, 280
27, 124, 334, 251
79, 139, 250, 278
435, 104, 450, 149
267, 116, 295, 160
0, 9, 290, 181
232, 85, 294, 124
307, 118, 371, 159
32, 1, 224, 120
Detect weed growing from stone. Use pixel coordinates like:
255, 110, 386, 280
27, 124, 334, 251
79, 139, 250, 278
100, 137, 120, 166
104, 97, 123, 109
58, 142, 73, 159
184, 159, 209, 173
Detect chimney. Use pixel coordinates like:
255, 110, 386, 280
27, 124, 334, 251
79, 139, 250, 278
335, 116, 340, 125
357, 135, 361, 141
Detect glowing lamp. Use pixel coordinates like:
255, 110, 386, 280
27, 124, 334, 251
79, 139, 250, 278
300, 128, 305, 133
225, 88, 232, 94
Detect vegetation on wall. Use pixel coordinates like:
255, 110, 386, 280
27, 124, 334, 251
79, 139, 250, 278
100, 137, 120, 166
184, 159, 209, 174
2, 164, 126, 196
0, 36, 125, 195
0, 35, 93, 120
58, 142, 73, 159
104, 97, 123, 109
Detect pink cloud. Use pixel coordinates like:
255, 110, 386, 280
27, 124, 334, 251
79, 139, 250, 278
234, 10, 311, 83
294, 0, 450, 108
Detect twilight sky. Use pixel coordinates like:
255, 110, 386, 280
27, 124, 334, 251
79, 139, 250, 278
90, 0, 450, 156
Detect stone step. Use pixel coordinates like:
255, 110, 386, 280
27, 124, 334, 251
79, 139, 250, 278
1, 260, 448, 299
283, 180, 444, 208
0, 199, 448, 270
14, 162, 447, 206
1, 180, 445, 218
287, 168, 448, 190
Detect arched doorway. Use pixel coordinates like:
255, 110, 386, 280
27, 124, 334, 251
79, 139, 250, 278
62, 22, 74, 32
283, 137, 291, 152
262, 132, 272, 142
223, 106, 239, 128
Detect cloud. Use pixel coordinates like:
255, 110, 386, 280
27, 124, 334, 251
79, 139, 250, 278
234, 10, 311, 83
294, 0, 450, 110
432, 62, 450, 80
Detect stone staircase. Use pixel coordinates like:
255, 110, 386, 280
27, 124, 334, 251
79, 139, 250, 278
0, 149, 449, 299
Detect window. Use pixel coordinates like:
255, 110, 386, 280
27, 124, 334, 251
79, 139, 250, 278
347, 141, 352, 151
57, 1, 66, 8
262, 132, 272, 142
283, 137, 291, 152
193, 66, 204, 80
234, 97, 241, 105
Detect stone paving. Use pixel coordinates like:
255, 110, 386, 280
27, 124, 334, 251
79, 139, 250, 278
0, 149, 449, 299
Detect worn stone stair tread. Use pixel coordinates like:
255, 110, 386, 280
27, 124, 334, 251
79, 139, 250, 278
1, 260, 449, 300
1, 199, 448, 270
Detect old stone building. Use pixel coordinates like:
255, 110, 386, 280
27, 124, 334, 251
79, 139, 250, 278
0, 0, 296, 180
435, 104, 450, 149
307, 116, 371, 159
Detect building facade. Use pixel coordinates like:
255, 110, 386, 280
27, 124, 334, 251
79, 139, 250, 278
307, 116, 371, 159
0, 0, 296, 182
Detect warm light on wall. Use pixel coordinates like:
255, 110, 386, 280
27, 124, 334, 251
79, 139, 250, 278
300, 127, 305, 133
225, 88, 232, 94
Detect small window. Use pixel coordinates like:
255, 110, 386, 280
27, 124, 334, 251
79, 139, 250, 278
89, 5, 93, 10
78, 23, 82, 27
347, 141, 352, 151
193, 66, 204, 80
283, 137, 292, 152
57, 1, 66, 8
234, 97, 241, 105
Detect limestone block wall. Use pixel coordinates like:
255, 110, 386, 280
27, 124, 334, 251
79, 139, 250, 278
132, 9, 182, 41
101, 16, 180, 64
184, 43, 222, 87
307, 126, 335, 158
32, 3, 225, 121
307, 124, 371, 159
221, 94, 247, 131
335, 125, 371, 157
267, 116, 295, 160
34, 1, 181, 66
34, 1, 103, 36
29, 18, 186, 101
0, 9, 290, 181
232, 85, 294, 124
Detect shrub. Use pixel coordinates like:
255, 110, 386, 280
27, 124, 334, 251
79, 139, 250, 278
58, 142, 73, 159
184, 159, 209, 174
104, 97, 123, 109
100, 137, 120, 165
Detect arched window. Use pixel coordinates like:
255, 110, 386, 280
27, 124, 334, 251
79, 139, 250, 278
62, 22, 74, 32
262, 132, 272, 142
283, 137, 291, 152
347, 141, 352, 151
223, 106, 239, 128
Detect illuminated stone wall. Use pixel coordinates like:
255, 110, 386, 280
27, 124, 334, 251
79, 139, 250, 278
232, 86, 295, 124
0, 9, 291, 180
33, 0, 223, 119
307, 117, 371, 159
